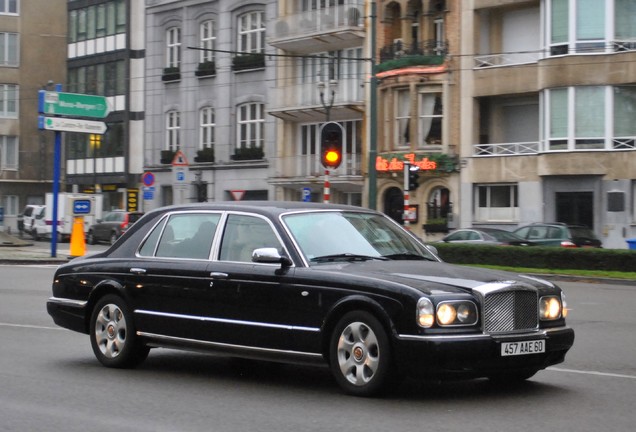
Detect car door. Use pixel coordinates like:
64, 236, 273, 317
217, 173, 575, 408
127, 211, 222, 340
201, 213, 303, 352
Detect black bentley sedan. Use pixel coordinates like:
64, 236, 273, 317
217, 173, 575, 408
47, 202, 574, 396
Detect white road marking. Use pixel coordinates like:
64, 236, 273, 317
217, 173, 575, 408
0, 322, 63, 331
548, 367, 636, 380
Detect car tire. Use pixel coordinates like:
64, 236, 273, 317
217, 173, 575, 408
87, 230, 96, 245
329, 311, 392, 397
109, 232, 118, 245
89, 294, 149, 369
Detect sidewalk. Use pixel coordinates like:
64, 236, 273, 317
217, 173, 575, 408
0, 231, 70, 264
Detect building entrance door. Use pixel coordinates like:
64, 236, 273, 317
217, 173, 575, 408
556, 192, 594, 228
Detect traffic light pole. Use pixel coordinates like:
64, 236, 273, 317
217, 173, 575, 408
323, 169, 330, 203
403, 162, 410, 229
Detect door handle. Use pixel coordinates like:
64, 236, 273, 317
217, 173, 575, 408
209, 272, 228, 279
130, 268, 147, 275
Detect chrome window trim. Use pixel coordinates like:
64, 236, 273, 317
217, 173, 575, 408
135, 309, 320, 333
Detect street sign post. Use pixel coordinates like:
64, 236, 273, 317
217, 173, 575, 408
38, 116, 107, 134
38, 90, 110, 118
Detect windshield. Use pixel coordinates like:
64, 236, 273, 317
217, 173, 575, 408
282, 211, 438, 263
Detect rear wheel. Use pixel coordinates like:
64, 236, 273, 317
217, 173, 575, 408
109, 231, 118, 245
329, 311, 392, 397
89, 294, 149, 368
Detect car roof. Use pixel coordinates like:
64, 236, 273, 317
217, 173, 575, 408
147, 201, 372, 219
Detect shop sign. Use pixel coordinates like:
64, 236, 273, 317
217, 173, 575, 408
376, 152, 438, 172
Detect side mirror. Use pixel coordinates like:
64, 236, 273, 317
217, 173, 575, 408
252, 247, 293, 267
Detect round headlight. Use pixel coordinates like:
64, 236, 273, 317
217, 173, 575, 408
437, 303, 457, 325
540, 296, 562, 320
456, 303, 473, 323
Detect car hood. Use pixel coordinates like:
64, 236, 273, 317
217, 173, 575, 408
312, 260, 553, 296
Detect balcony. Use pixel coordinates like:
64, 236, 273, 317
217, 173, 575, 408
268, 78, 365, 122
473, 142, 540, 156
267, 2, 365, 54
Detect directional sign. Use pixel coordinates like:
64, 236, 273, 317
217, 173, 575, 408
39, 116, 107, 134
73, 199, 92, 215
38, 90, 110, 118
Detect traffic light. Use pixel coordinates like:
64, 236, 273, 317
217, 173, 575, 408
408, 168, 420, 191
320, 122, 343, 169
197, 182, 208, 202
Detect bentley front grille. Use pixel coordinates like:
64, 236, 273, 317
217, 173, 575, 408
483, 290, 538, 334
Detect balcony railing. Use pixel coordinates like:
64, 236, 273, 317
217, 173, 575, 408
379, 40, 448, 63
474, 51, 542, 68
473, 142, 539, 156
275, 154, 362, 178
270, 78, 364, 112
267, 2, 364, 52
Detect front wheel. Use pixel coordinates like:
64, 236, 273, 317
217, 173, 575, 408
89, 294, 149, 368
86, 230, 96, 245
329, 311, 392, 397
109, 231, 119, 245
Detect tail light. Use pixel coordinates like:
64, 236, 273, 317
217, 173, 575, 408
560, 241, 577, 248
120, 214, 129, 230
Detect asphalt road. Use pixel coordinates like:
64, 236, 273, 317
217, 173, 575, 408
1, 266, 634, 432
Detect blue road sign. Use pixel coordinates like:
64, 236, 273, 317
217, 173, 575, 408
73, 199, 92, 215
302, 187, 312, 202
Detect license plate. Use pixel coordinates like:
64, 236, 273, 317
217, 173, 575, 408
501, 340, 545, 356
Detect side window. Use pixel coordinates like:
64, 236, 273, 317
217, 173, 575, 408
219, 214, 282, 262
515, 227, 529, 239
140, 213, 220, 259
467, 231, 480, 240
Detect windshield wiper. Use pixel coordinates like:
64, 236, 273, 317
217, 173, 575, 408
383, 252, 435, 261
310, 253, 389, 263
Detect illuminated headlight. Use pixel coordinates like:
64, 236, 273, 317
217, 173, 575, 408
417, 298, 435, 328
436, 301, 478, 326
540, 295, 562, 320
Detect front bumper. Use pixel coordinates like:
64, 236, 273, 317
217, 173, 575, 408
47, 297, 89, 334
393, 326, 575, 379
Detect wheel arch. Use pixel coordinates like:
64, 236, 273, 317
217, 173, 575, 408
320, 295, 397, 361
84, 279, 129, 333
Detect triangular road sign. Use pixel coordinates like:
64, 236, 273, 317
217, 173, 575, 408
172, 150, 189, 166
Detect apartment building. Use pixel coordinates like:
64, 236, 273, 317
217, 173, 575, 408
372, 0, 460, 239
0, 0, 66, 232
459, 0, 636, 249
65, 0, 145, 212
143, 0, 277, 209
267, 0, 367, 205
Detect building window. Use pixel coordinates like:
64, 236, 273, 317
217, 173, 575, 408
166, 111, 180, 151
546, 85, 636, 151
238, 11, 265, 54
200, 20, 216, 63
68, 61, 125, 96
3, 195, 18, 217
475, 184, 519, 222
395, 89, 411, 148
0, 84, 18, 118
418, 92, 443, 146
0, 135, 18, 170
166, 27, 181, 68
236, 103, 264, 159
548, 0, 636, 55
0, 0, 18, 15
0, 32, 18, 66
200, 107, 215, 149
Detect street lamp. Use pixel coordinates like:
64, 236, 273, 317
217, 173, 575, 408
318, 78, 337, 122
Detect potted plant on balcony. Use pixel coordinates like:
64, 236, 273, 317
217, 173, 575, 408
232, 53, 265, 71
195, 61, 216, 77
231, 145, 264, 161
194, 146, 215, 163
162, 67, 181, 82
160, 149, 176, 164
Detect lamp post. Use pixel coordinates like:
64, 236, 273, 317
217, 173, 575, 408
318, 76, 338, 203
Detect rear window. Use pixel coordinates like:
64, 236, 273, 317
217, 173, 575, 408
128, 212, 144, 224
569, 227, 597, 239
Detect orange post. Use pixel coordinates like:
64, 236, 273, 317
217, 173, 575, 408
69, 217, 86, 257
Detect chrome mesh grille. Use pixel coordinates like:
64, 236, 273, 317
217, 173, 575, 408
483, 290, 538, 333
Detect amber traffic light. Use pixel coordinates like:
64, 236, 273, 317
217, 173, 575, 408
320, 122, 343, 169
